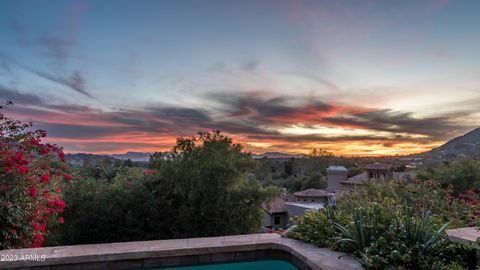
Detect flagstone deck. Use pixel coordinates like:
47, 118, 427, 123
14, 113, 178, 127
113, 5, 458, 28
446, 227, 480, 245
0, 233, 362, 270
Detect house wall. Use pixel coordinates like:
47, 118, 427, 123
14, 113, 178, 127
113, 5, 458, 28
366, 169, 393, 180
283, 203, 323, 226
327, 168, 348, 190
295, 196, 327, 203
274, 213, 288, 229
263, 211, 272, 227
263, 211, 288, 230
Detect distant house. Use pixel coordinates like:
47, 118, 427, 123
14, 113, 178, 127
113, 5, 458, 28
282, 201, 324, 225
262, 196, 290, 230
365, 163, 394, 180
262, 166, 343, 230
293, 188, 333, 203
262, 189, 334, 230
263, 188, 335, 230
340, 163, 416, 187
263, 163, 416, 230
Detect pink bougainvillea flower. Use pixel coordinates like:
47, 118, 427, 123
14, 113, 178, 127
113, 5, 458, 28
29, 186, 37, 197
39, 173, 50, 183
62, 173, 73, 181
32, 234, 44, 248
16, 165, 29, 175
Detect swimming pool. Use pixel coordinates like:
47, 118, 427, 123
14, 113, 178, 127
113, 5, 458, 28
0, 234, 362, 270
142, 260, 299, 270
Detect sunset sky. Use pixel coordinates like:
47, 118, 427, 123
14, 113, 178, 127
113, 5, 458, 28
0, 0, 479, 156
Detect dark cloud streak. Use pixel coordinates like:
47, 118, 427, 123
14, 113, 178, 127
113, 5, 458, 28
0, 85, 43, 104
1, 89, 476, 153
0, 54, 94, 98
29, 69, 93, 98
325, 109, 472, 140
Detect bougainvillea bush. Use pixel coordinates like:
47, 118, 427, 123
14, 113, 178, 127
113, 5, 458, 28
0, 102, 72, 249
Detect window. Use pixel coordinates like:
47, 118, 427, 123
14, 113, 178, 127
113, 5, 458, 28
274, 216, 281, 225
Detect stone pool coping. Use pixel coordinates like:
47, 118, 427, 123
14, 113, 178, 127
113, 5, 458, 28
446, 227, 479, 245
0, 233, 362, 270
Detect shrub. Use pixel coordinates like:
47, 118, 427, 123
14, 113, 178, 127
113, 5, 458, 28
57, 131, 277, 244
286, 205, 345, 247
0, 102, 72, 249
334, 200, 397, 253
338, 179, 472, 227
57, 172, 176, 244
288, 180, 478, 269
417, 158, 480, 194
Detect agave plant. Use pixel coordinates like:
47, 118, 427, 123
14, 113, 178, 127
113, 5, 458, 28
326, 195, 336, 219
333, 203, 386, 252
398, 206, 452, 253
333, 202, 452, 256
95, 162, 119, 182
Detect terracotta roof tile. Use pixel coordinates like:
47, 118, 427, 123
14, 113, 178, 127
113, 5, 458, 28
263, 197, 287, 214
341, 172, 368, 185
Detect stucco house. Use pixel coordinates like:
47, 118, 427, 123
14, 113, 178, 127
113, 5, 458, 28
263, 163, 416, 230
340, 163, 416, 188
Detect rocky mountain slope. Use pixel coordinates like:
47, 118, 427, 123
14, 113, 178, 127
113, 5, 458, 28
421, 128, 480, 159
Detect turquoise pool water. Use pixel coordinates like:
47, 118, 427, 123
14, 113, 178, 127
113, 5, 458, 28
144, 260, 298, 270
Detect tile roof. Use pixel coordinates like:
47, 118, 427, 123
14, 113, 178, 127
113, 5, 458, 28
263, 197, 287, 214
340, 171, 417, 185
282, 195, 298, 202
341, 172, 368, 185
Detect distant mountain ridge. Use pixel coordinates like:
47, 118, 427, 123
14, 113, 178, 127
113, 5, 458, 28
65, 153, 119, 165
107, 152, 153, 162
251, 152, 306, 159
106, 151, 304, 160
66, 151, 304, 164
421, 127, 480, 159
65, 152, 152, 165
65, 128, 480, 165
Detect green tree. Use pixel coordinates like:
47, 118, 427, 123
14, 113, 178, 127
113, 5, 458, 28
151, 130, 277, 237
348, 166, 364, 178
300, 174, 327, 190
58, 131, 276, 245
57, 173, 176, 245
418, 158, 480, 194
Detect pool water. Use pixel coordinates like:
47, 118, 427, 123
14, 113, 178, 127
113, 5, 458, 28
145, 260, 299, 270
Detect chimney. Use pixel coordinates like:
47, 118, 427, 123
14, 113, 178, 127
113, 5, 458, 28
326, 166, 348, 190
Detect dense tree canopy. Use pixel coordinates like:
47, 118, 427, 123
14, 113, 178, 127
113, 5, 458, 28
57, 131, 276, 245
418, 158, 480, 194
150, 130, 277, 237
